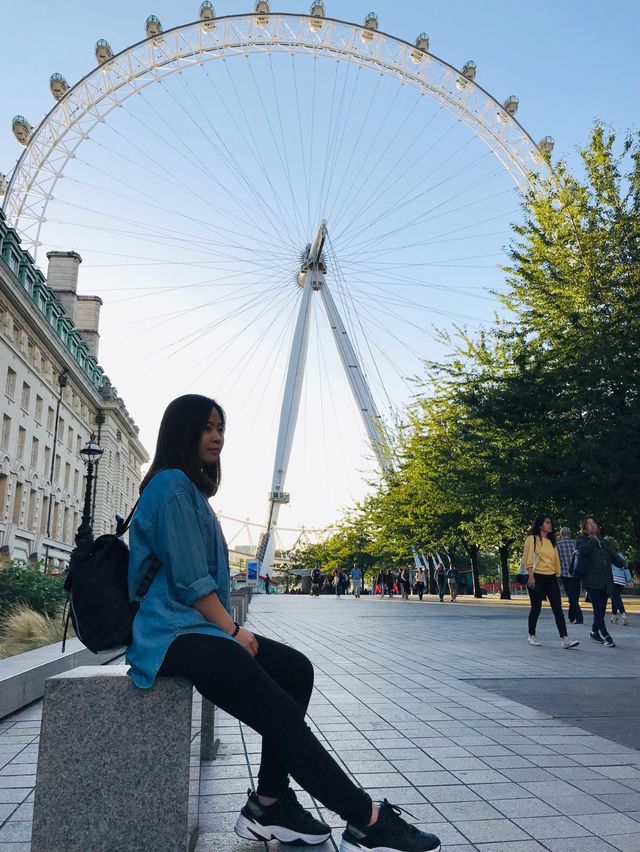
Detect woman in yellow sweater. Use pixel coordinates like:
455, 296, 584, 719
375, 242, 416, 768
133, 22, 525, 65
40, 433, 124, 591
522, 514, 579, 649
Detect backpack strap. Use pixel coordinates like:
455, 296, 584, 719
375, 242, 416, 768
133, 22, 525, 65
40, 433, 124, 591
115, 499, 139, 536
114, 498, 161, 603
135, 556, 161, 600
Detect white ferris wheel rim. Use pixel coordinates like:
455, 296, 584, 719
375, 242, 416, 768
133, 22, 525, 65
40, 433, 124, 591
3, 10, 548, 260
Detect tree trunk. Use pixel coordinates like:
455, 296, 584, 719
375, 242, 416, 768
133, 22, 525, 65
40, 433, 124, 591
498, 539, 514, 600
461, 539, 482, 598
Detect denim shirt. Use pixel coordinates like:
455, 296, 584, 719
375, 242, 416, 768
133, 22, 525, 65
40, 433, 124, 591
126, 468, 232, 688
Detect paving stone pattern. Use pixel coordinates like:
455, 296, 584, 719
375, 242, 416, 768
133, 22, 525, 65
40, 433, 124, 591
1, 594, 639, 851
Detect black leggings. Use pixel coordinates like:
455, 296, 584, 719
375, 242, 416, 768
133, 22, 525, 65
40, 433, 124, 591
586, 587, 611, 638
528, 573, 568, 637
159, 633, 372, 826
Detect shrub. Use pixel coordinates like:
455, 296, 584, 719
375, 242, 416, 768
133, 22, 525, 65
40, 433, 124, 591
0, 560, 67, 620
0, 604, 70, 659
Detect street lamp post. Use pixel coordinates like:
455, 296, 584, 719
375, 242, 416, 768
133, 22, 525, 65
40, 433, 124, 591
43, 368, 68, 571
76, 435, 103, 548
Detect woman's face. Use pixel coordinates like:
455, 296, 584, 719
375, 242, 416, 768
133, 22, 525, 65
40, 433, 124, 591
584, 517, 598, 536
198, 406, 225, 464
541, 517, 553, 535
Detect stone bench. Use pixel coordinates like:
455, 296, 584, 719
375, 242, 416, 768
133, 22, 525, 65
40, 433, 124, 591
0, 638, 124, 720
32, 666, 205, 852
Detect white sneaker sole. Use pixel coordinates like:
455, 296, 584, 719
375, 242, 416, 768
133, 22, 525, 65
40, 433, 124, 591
340, 840, 441, 852
235, 812, 331, 845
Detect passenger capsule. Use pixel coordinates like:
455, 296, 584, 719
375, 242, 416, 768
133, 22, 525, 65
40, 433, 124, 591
456, 60, 476, 90
309, 2, 324, 31
49, 73, 69, 102
95, 39, 114, 65
254, 1, 270, 29
411, 32, 429, 63
145, 15, 164, 44
199, 1, 216, 32
361, 12, 378, 43
538, 136, 555, 157
12, 115, 33, 146
498, 95, 519, 122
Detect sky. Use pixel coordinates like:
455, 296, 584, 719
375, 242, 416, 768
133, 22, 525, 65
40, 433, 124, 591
1, 1, 638, 548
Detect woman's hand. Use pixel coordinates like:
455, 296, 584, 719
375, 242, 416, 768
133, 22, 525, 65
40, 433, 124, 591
527, 574, 535, 588
235, 626, 259, 656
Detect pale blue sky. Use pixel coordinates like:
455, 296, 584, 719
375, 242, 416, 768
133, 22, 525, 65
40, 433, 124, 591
1, 2, 637, 542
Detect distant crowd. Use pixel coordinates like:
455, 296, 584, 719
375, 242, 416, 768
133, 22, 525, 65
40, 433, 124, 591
308, 562, 462, 602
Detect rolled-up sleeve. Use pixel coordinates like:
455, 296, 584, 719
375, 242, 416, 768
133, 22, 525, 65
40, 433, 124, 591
145, 491, 218, 606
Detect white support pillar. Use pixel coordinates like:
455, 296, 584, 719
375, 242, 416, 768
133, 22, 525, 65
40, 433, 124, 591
260, 273, 316, 576
318, 278, 393, 474
260, 221, 392, 578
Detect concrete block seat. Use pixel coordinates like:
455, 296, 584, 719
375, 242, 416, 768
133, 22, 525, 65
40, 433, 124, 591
32, 666, 201, 852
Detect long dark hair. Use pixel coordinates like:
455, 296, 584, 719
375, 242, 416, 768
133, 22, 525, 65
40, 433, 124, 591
140, 394, 225, 497
529, 513, 557, 547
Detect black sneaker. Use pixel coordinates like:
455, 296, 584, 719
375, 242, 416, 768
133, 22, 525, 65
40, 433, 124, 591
235, 788, 331, 845
603, 636, 616, 648
340, 800, 441, 851
590, 631, 604, 644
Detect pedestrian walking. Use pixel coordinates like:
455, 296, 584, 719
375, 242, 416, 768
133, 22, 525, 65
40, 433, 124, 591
400, 566, 411, 599
557, 527, 583, 624
446, 565, 459, 602
384, 569, 395, 598
414, 568, 426, 601
127, 394, 441, 851
264, 573, 271, 595
377, 571, 386, 597
350, 564, 363, 598
522, 514, 579, 649
311, 567, 322, 597
333, 569, 345, 599
606, 538, 632, 626
575, 517, 626, 648
435, 562, 447, 602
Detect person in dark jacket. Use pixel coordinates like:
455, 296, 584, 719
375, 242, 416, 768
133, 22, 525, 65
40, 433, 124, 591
575, 517, 626, 648
435, 562, 447, 602
384, 570, 395, 598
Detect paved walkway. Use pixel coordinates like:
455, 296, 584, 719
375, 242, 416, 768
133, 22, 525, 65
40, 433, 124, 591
1, 594, 639, 851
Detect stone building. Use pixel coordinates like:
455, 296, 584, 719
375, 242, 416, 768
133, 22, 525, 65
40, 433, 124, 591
0, 208, 148, 566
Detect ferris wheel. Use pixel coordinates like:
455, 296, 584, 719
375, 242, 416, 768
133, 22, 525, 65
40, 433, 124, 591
2, 2, 553, 572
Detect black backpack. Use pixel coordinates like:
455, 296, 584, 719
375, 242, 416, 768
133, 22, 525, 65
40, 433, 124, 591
63, 503, 159, 654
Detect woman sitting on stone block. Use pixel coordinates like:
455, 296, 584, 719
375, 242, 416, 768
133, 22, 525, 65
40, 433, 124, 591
127, 394, 441, 852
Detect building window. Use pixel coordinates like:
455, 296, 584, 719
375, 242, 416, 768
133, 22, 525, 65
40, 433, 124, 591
12, 482, 22, 526
12, 482, 23, 525
73, 468, 80, 496
27, 489, 37, 530
67, 426, 74, 451
44, 445, 52, 478
35, 394, 43, 422
47, 406, 55, 431
76, 434, 82, 454
1, 415, 10, 449
21, 382, 31, 412
54, 455, 61, 481
30, 437, 39, 469
64, 462, 71, 491
0, 475, 7, 521
5, 367, 16, 398
40, 495, 49, 534
17, 427, 26, 459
